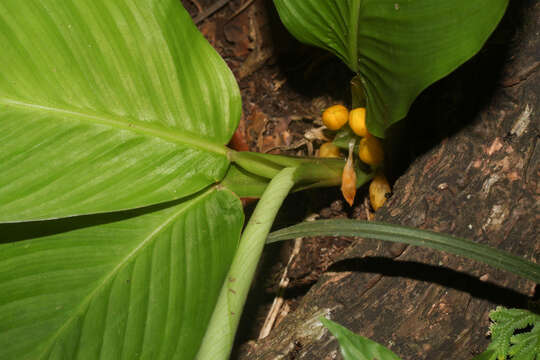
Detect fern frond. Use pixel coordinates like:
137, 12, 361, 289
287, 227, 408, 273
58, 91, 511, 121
487, 306, 540, 360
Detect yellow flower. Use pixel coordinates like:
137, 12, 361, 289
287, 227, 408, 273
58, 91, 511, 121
358, 134, 384, 166
318, 142, 341, 158
369, 173, 391, 211
322, 105, 348, 130
349, 107, 368, 137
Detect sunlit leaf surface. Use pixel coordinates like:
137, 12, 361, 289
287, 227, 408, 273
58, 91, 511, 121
0, 188, 243, 360
0, 0, 241, 221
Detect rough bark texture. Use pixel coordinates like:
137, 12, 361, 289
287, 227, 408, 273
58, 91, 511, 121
237, 1, 539, 359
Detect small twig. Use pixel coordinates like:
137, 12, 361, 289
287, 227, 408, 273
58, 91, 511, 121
193, 0, 231, 24
258, 214, 319, 339
364, 197, 373, 221
190, 0, 203, 13
258, 237, 302, 339
501, 61, 539, 87
263, 139, 308, 154
227, 0, 256, 22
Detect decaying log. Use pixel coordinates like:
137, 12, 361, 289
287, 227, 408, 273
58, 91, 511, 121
237, 1, 539, 359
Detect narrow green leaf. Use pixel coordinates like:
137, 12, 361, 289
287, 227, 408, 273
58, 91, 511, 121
267, 219, 540, 283
320, 317, 401, 360
0, 188, 243, 360
471, 349, 496, 360
273, 0, 509, 137
0, 0, 241, 221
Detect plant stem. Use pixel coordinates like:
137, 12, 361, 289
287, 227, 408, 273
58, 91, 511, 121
228, 150, 373, 192
196, 167, 297, 360
229, 150, 320, 179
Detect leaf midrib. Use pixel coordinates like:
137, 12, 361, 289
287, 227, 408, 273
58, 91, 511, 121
36, 188, 216, 359
0, 97, 228, 156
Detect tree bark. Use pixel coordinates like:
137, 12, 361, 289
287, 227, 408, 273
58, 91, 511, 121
237, 1, 539, 359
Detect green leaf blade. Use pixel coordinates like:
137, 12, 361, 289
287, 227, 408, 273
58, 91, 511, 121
274, 0, 509, 137
0, 188, 243, 360
356, 0, 509, 137
0, 109, 229, 222
267, 219, 540, 283
0, 0, 240, 142
0, 0, 241, 221
471, 349, 496, 360
273, 1, 360, 70
320, 317, 402, 360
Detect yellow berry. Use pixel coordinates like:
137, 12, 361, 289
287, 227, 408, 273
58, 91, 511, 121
349, 107, 368, 137
369, 173, 391, 211
322, 105, 349, 130
358, 134, 384, 166
318, 142, 341, 158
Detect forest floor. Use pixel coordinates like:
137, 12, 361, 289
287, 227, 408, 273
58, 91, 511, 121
181, 0, 374, 350
182, 1, 539, 359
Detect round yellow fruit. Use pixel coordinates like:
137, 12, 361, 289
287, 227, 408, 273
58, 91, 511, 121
318, 142, 341, 158
349, 107, 368, 137
369, 173, 391, 211
358, 134, 384, 166
322, 105, 349, 130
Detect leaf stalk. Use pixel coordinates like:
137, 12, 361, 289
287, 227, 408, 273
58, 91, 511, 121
196, 167, 297, 359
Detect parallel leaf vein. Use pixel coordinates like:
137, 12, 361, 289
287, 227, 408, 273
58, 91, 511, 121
37, 188, 216, 359
0, 97, 227, 156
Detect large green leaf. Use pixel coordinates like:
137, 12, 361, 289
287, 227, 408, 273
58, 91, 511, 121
0, 0, 241, 222
0, 187, 243, 360
273, 0, 508, 137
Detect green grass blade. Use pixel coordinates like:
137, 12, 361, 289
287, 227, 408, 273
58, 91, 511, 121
267, 219, 540, 283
